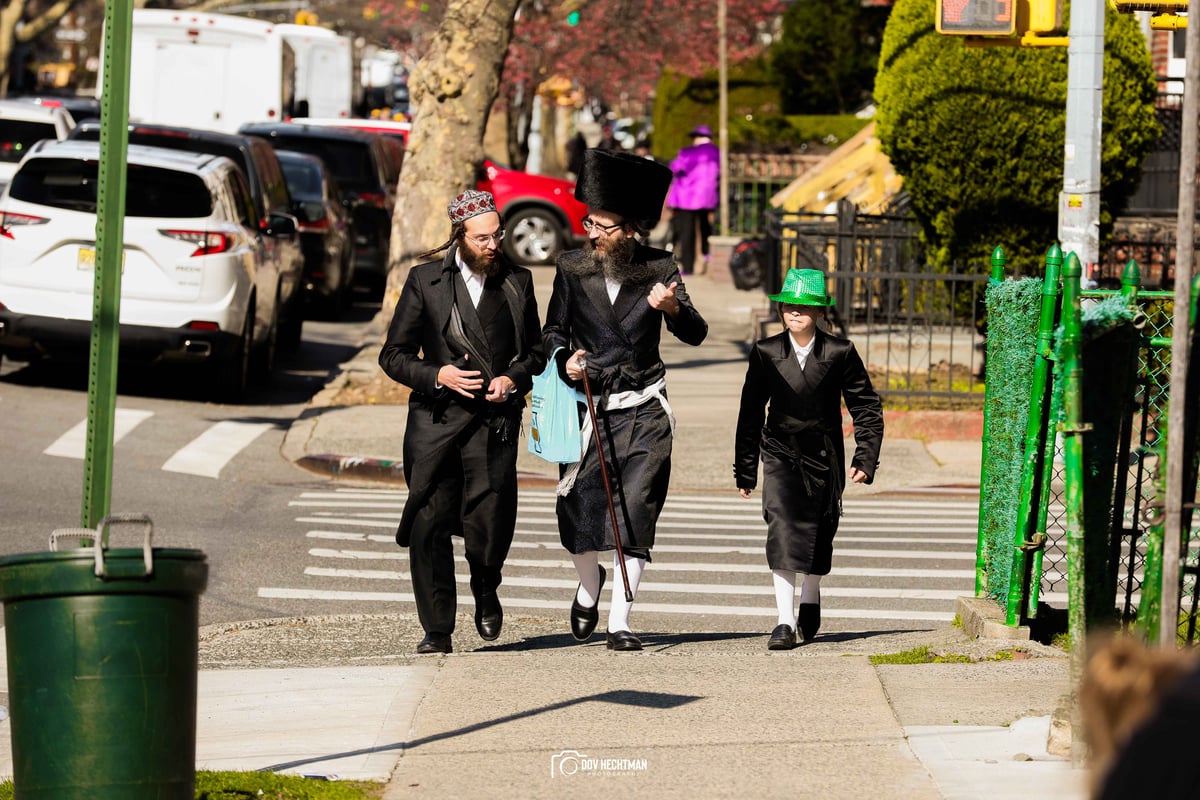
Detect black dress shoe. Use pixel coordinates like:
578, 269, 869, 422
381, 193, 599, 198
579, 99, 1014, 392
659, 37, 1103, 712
767, 624, 797, 651
416, 633, 452, 654
605, 629, 643, 651
475, 591, 503, 641
798, 603, 821, 642
570, 565, 607, 641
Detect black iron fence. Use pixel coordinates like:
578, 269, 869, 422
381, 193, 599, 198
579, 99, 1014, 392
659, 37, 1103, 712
764, 202, 987, 409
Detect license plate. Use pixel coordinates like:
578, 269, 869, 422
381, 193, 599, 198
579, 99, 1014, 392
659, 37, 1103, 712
77, 247, 125, 272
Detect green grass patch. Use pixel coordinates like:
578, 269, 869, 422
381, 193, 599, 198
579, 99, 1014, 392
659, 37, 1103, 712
869, 645, 1026, 665
0, 773, 384, 799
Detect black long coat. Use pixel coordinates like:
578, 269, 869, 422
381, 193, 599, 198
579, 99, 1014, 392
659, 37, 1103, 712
379, 247, 545, 547
734, 328, 883, 574
543, 245, 708, 554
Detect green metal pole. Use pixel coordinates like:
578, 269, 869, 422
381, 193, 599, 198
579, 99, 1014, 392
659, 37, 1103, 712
82, 0, 134, 528
1060, 252, 1088, 693
975, 245, 1006, 597
1026, 249, 1068, 621
1005, 243, 1062, 625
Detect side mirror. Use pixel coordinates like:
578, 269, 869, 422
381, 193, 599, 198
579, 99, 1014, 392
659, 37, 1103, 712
265, 212, 298, 238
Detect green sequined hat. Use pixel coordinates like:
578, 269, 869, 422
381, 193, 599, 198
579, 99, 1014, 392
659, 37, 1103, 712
767, 268, 835, 307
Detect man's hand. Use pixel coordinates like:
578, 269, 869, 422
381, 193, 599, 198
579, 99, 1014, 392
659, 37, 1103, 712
565, 349, 588, 381
437, 356, 483, 398
739, 488, 753, 499
648, 281, 681, 316
848, 467, 869, 484
486, 376, 517, 403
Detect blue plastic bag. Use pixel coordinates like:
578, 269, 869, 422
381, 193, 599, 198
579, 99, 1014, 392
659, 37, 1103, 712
528, 348, 583, 463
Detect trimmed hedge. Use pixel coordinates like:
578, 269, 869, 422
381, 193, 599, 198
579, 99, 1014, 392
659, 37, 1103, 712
874, 0, 1160, 272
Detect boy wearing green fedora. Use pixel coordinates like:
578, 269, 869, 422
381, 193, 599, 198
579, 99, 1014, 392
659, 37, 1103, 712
733, 268, 883, 650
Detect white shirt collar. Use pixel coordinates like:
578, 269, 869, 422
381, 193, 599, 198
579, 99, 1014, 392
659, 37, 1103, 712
455, 249, 485, 308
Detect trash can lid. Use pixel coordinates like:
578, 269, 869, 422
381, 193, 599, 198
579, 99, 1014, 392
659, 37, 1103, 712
0, 548, 208, 602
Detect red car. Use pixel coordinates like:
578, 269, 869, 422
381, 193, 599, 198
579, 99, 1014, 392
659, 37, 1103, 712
479, 159, 587, 266
289, 117, 586, 265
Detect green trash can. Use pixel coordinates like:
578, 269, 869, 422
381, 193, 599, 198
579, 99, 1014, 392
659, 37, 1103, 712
0, 514, 208, 800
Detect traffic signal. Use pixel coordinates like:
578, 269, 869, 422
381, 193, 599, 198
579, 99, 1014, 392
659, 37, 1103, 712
567, 10, 580, 25
936, 0, 1063, 36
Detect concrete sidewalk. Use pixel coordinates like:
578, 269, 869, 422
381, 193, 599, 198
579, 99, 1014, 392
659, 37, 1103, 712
0, 271, 1086, 797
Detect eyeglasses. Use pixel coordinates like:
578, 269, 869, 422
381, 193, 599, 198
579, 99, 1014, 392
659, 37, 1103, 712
581, 217, 624, 235
466, 230, 505, 246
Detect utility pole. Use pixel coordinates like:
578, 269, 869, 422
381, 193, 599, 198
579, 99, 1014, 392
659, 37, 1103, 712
1057, 0, 1105, 285
718, 0, 729, 236
1159, 0, 1199, 645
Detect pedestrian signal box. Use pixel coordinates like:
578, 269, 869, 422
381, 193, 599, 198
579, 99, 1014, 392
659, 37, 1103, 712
937, 0, 1016, 35
938, 0, 1064, 36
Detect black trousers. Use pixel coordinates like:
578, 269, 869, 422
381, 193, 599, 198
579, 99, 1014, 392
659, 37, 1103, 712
408, 421, 518, 635
670, 208, 713, 275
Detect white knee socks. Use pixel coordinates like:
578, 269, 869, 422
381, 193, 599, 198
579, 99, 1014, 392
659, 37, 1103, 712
800, 573, 822, 605
606, 554, 646, 633
772, 569, 799, 627
571, 551, 602, 607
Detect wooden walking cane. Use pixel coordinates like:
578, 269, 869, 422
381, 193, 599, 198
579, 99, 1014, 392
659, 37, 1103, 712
577, 355, 634, 602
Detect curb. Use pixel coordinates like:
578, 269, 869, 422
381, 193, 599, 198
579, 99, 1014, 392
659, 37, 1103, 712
295, 452, 560, 489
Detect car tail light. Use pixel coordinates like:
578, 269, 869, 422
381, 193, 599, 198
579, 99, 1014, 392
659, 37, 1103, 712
159, 229, 232, 256
186, 320, 220, 332
298, 218, 328, 233
0, 212, 50, 239
353, 192, 388, 209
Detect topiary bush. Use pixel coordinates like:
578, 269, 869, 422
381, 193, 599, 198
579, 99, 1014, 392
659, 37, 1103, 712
874, 0, 1160, 273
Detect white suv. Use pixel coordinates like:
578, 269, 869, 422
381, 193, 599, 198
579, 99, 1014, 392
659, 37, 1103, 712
0, 99, 75, 193
0, 140, 295, 400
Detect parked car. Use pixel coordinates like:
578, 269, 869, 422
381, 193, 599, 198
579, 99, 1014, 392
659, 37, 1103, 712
10, 94, 101, 124
239, 122, 397, 291
68, 121, 305, 361
289, 116, 410, 145
0, 99, 75, 193
0, 140, 295, 399
480, 158, 588, 266
275, 150, 355, 317
283, 118, 585, 266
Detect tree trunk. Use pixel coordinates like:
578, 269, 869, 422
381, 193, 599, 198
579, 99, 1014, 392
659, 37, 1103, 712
0, 0, 25, 97
0, 0, 82, 97
381, 0, 520, 323
539, 95, 562, 176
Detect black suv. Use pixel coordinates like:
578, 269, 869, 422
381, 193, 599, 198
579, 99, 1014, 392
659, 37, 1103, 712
68, 122, 306, 363
238, 122, 396, 290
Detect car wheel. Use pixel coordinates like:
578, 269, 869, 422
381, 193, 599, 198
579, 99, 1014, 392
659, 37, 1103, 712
214, 311, 253, 403
503, 208, 564, 266
279, 291, 304, 352
253, 295, 279, 382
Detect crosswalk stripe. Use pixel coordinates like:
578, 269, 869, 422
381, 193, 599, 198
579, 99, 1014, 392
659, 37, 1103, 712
301, 567, 973, 600
296, 513, 976, 535
43, 408, 154, 459
305, 548, 979, 578
162, 420, 274, 478
303, 529, 977, 546
255, 586, 956, 621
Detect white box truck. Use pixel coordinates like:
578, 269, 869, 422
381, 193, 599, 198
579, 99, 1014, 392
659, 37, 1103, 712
118, 9, 296, 134
275, 24, 354, 120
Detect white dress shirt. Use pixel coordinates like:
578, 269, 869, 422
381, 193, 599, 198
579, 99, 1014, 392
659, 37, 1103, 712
456, 251, 485, 308
790, 332, 816, 370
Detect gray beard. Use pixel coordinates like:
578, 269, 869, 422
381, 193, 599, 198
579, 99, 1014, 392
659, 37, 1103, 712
584, 237, 659, 285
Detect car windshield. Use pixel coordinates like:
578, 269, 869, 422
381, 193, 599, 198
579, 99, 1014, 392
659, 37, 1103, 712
0, 120, 59, 163
279, 159, 323, 201
267, 137, 375, 191
10, 158, 213, 217
72, 127, 252, 181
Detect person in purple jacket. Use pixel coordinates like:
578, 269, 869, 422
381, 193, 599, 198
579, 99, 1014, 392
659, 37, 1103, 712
665, 124, 720, 275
